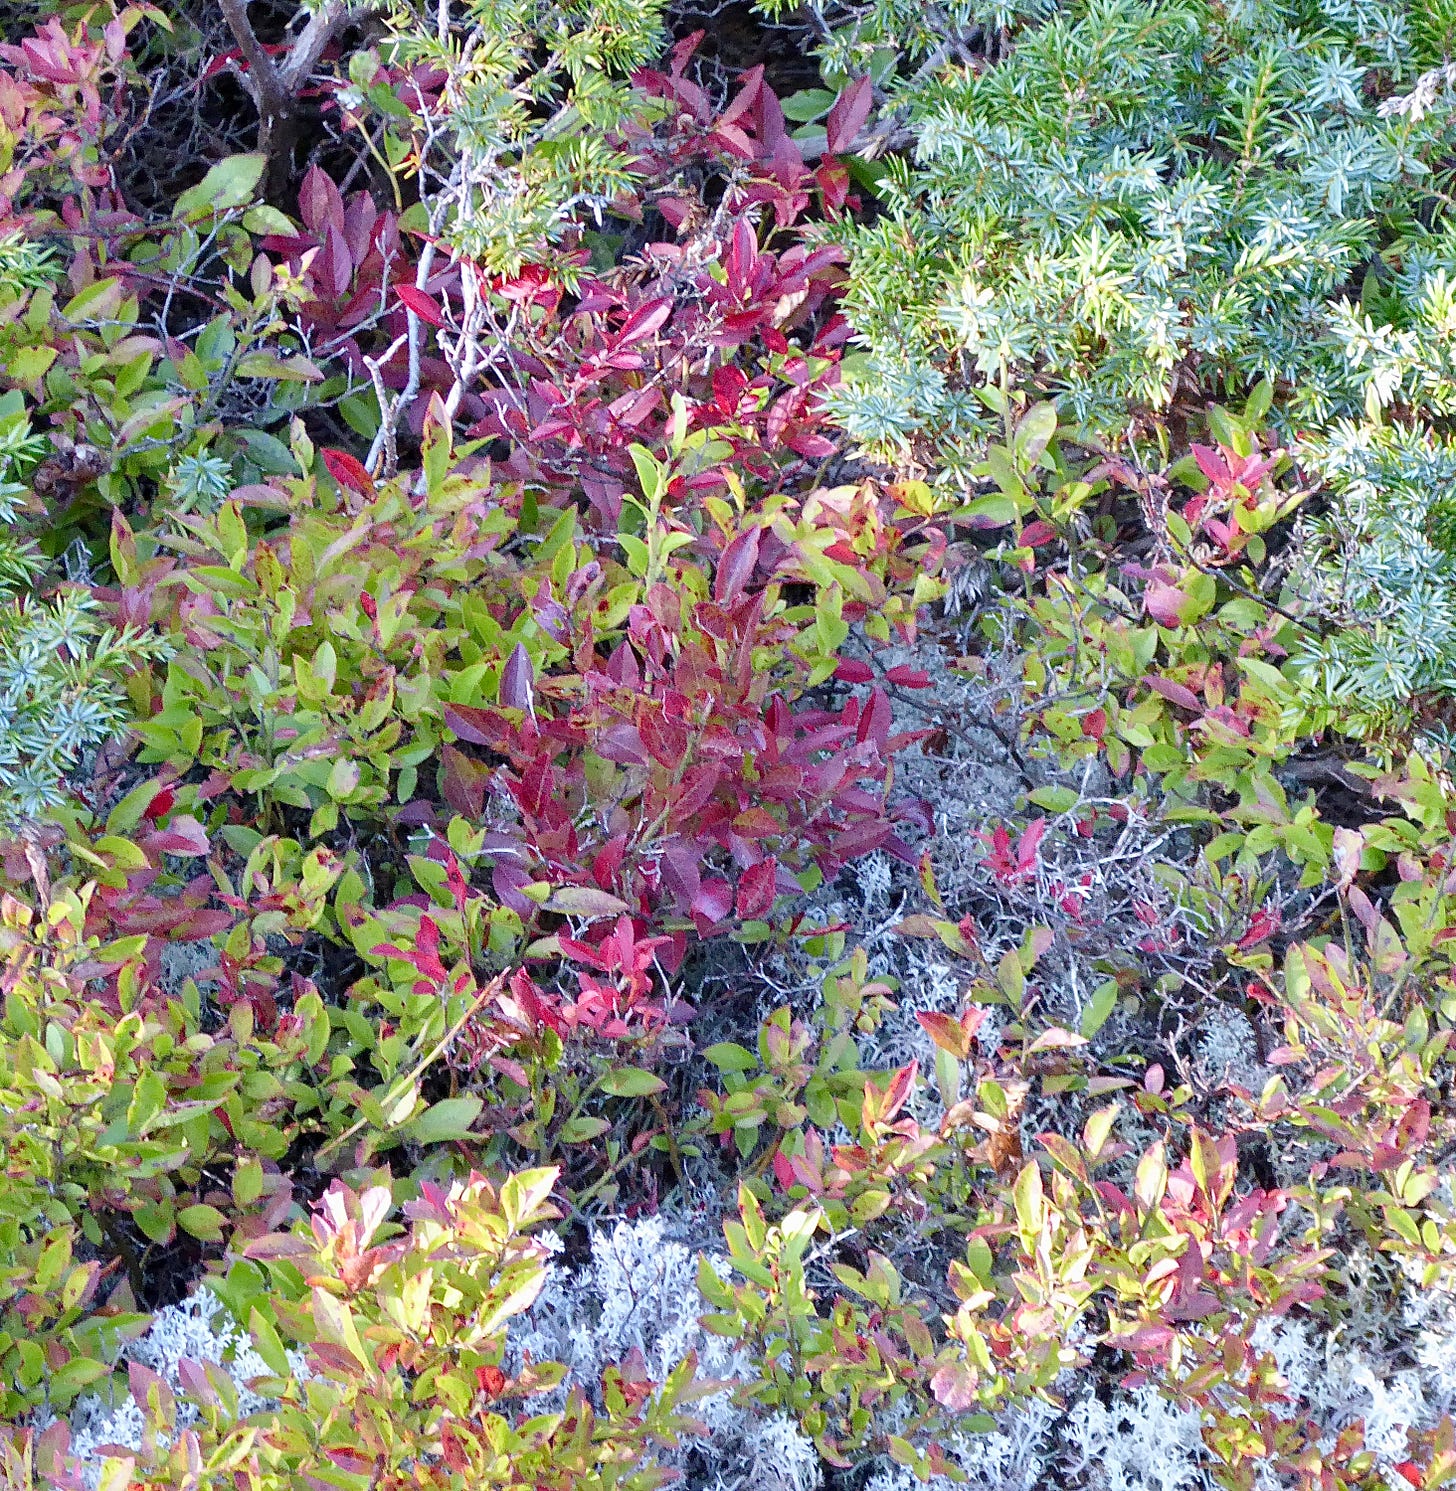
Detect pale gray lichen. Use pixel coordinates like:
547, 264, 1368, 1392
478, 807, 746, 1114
513, 1216, 820, 1491
46, 1287, 308, 1491
863, 1387, 1210, 1491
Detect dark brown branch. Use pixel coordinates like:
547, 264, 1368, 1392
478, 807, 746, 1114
217, 0, 363, 202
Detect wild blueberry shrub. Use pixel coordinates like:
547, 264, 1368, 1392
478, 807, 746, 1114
4, 1, 1456, 1490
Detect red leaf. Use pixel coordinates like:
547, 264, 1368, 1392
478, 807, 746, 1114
641, 710, 688, 768
324, 1447, 377, 1477
718, 66, 763, 129
660, 839, 702, 910
499, 643, 534, 712
732, 807, 782, 840
830, 820, 892, 860
321, 447, 372, 496
824, 75, 873, 156
607, 385, 662, 428
596, 724, 648, 765
145, 814, 209, 857
1192, 443, 1230, 487
443, 703, 497, 746
175, 1358, 217, 1407
712, 122, 756, 160
714, 527, 761, 605
669, 29, 704, 75
1144, 581, 1188, 628
441, 744, 487, 819
1103, 1322, 1176, 1357
834, 659, 874, 683
930, 1363, 980, 1412
515, 756, 553, 818
885, 665, 931, 688
881, 1059, 917, 1122
397, 283, 447, 328
1237, 907, 1281, 950
1143, 674, 1202, 711
199, 49, 239, 82
855, 686, 892, 749
319, 223, 352, 298
1015, 819, 1047, 875
493, 863, 535, 914
724, 219, 758, 297
735, 857, 778, 920
814, 159, 850, 212
917, 1011, 971, 1060
592, 835, 629, 890
785, 430, 837, 458
299, 164, 346, 235
614, 297, 673, 347
413, 915, 446, 980
143, 785, 176, 822
128, 1361, 172, 1416
692, 878, 734, 929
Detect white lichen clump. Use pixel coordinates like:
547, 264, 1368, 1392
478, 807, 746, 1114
515, 1215, 821, 1491
864, 1388, 1210, 1491
53, 1287, 307, 1488
1248, 1273, 1456, 1482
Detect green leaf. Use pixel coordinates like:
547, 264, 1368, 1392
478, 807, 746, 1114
126, 1069, 168, 1135
559, 1115, 611, 1143
61, 277, 123, 323
1082, 1103, 1120, 1162
618, 532, 649, 576
1244, 377, 1273, 423
133, 1200, 174, 1244
985, 444, 1027, 499
1165, 508, 1193, 548
1014, 401, 1058, 464
233, 427, 296, 473
546, 886, 631, 919
963, 493, 1019, 528
996, 949, 1024, 1009
704, 1042, 759, 1073
379, 1079, 419, 1129
406, 1095, 484, 1145
236, 352, 324, 382
598, 1068, 666, 1097
1028, 785, 1077, 813
1012, 1160, 1044, 1238
781, 88, 836, 121
628, 444, 666, 504
242, 204, 296, 235
107, 777, 169, 835
97, 1459, 137, 1491
175, 154, 266, 217
1384, 1203, 1421, 1247
177, 1204, 227, 1242
233, 1158, 264, 1208
1080, 979, 1119, 1038
247, 1307, 292, 1378
5, 346, 55, 386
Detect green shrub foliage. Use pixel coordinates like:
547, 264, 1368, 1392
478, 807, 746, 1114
6, 1, 1456, 1490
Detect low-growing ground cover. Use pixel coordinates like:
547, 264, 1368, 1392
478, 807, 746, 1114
5, 1, 1456, 1488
